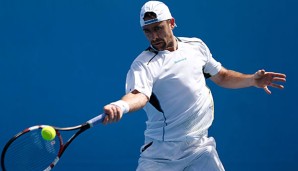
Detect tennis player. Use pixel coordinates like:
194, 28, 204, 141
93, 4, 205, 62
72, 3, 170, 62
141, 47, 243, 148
102, 1, 286, 170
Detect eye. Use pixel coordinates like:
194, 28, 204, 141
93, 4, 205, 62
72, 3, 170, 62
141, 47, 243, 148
154, 26, 162, 32
143, 29, 150, 34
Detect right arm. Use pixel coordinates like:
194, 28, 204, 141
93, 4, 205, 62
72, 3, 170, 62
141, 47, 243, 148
102, 90, 149, 124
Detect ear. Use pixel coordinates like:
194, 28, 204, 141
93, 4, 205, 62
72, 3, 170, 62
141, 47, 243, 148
170, 18, 176, 29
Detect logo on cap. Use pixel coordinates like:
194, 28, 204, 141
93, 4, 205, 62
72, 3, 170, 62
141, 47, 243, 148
140, 1, 174, 27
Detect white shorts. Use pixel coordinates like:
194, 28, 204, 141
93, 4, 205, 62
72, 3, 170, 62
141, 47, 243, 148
136, 136, 225, 171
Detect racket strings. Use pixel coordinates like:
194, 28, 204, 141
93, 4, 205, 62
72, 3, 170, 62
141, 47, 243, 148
3, 130, 61, 171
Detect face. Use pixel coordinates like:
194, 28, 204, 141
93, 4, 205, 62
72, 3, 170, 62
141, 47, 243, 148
142, 19, 176, 51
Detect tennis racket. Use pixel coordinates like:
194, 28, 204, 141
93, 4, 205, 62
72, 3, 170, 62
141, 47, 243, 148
1, 113, 106, 171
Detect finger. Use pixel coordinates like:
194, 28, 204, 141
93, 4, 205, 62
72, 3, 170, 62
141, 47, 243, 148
116, 111, 123, 122
110, 105, 122, 122
254, 69, 266, 80
115, 112, 120, 122
112, 107, 119, 122
110, 107, 117, 121
272, 77, 286, 82
114, 108, 121, 122
103, 116, 109, 125
266, 72, 286, 78
269, 83, 284, 89
256, 69, 265, 77
259, 69, 265, 74
264, 86, 271, 94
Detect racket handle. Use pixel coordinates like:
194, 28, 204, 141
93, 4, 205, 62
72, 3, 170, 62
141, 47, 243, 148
87, 113, 106, 127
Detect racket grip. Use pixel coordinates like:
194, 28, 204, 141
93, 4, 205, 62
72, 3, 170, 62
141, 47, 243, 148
87, 113, 106, 127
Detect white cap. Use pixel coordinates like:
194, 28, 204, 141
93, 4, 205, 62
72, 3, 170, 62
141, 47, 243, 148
140, 1, 174, 27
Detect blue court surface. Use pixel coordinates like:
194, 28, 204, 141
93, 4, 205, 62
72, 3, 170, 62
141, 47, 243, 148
0, 0, 297, 170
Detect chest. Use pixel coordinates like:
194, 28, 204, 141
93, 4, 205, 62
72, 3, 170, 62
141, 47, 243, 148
156, 46, 207, 82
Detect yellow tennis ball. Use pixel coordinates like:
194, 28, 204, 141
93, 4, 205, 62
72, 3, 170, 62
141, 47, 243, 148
41, 126, 56, 141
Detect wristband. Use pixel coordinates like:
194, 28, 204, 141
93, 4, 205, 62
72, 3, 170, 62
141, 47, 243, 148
110, 100, 130, 114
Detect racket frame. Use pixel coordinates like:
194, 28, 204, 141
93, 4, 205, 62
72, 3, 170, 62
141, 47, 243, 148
1, 113, 106, 171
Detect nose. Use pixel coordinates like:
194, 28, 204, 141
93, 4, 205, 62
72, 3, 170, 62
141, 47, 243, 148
150, 31, 159, 41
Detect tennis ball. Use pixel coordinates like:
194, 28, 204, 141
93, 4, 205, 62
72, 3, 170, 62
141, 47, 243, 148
41, 126, 56, 141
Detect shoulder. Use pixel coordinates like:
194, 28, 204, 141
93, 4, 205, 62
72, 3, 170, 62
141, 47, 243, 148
177, 37, 203, 43
177, 37, 209, 53
129, 47, 159, 70
177, 37, 206, 46
177, 37, 209, 49
133, 47, 159, 65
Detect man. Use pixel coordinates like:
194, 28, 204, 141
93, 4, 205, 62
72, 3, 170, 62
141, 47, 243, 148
102, 1, 286, 170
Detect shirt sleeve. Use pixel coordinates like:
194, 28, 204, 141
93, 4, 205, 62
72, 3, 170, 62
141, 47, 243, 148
201, 41, 222, 76
125, 61, 153, 98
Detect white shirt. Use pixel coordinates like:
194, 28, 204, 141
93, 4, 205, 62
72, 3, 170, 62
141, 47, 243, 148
126, 37, 222, 142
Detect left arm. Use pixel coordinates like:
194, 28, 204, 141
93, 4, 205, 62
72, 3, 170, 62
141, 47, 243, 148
210, 67, 286, 94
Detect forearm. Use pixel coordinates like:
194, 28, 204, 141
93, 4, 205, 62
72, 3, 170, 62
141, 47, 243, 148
211, 67, 255, 89
102, 90, 148, 124
121, 90, 149, 112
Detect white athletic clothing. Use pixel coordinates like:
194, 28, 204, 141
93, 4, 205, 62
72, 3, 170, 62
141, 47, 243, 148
125, 37, 222, 142
136, 135, 225, 171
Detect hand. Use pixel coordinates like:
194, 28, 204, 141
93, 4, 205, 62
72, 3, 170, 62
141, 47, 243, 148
102, 104, 123, 124
253, 69, 286, 94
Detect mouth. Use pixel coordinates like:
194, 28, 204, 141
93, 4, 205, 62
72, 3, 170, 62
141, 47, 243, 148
152, 41, 163, 47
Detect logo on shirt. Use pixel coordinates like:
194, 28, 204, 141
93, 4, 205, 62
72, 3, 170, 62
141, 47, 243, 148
174, 57, 187, 64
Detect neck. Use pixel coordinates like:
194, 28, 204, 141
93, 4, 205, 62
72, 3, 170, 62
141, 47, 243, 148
165, 37, 178, 52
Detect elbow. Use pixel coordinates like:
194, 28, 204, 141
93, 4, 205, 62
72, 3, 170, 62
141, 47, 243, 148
210, 70, 228, 87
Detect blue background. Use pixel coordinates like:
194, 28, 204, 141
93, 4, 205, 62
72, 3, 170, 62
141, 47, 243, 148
0, 0, 297, 170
